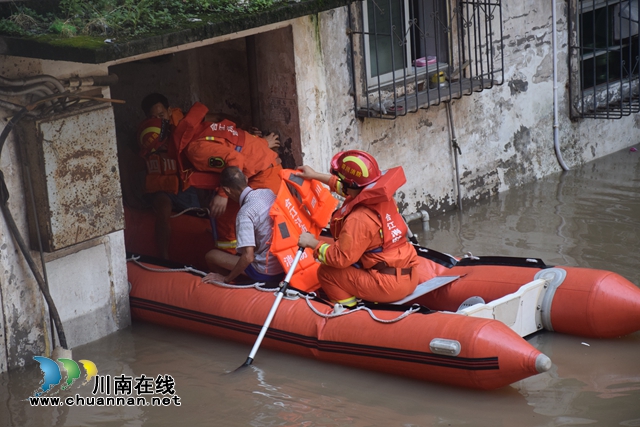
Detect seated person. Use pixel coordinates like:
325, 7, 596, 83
202, 166, 285, 284
296, 150, 419, 307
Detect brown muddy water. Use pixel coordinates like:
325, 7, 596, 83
2, 147, 640, 427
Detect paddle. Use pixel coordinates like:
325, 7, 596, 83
238, 246, 305, 369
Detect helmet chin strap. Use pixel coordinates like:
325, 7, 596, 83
341, 179, 361, 190
330, 168, 359, 189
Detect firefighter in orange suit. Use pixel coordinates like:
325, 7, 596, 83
297, 150, 419, 307
136, 93, 197, 260
172, 102, 282, 252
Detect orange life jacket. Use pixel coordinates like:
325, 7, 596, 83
173, 102, 278, 190
199, 119, 246, 148
139, 108, 185, 194
171, 102, 224, 190
143, 151, 180, 194
330, 166, 408, 251
269, 169, 339, 292
178, 103, 277, 180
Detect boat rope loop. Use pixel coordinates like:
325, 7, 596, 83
463, 251, 480, 261
302, 293, 422, 323
127, 255, 208, 277
204, 280, 281, 293
127, 256, 284, 293
169, 207, 210, 219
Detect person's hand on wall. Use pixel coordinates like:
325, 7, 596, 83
264, 133, 281, 150
248, 127, 263, 137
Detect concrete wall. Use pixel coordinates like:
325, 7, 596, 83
253, 27, 303, 170
292, 3, 640, 216
0, 58, 130, 372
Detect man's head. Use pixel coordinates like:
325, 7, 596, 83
141, 93, 171, 120
220, 166, 248, 202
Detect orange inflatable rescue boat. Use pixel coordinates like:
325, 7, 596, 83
125, 169, 640, 389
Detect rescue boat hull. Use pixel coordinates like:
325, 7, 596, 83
127, 261, 549, 390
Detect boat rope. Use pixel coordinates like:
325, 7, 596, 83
201, 279, 280, 293
128, 256, 422, 320
464, 252, 480, 261
127, 255, 208, 277
127, 256, 295, 294
170, 207, 210, 218
196, 277, 303, 298
301, 293, 422, 323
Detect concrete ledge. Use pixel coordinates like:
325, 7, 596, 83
0, 0, 353, 64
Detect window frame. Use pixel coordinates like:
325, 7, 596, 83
570, 0, 640, 118
349, 0, 505, 119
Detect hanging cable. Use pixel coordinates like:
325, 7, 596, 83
23, 146, 58, 347
0, 164, 68, 349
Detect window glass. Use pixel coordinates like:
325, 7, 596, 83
575, 0, 640, 117
367, 0, 408, 78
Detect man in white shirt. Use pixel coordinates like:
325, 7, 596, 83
203, 166, 284, 284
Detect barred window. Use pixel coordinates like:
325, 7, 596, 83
572, 0, 640, 118
349, 0, 504, 119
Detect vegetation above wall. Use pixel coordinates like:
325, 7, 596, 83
0, 0, 280, 39
0, 0, 351, 63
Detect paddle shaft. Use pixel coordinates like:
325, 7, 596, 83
242, 247, 305, 367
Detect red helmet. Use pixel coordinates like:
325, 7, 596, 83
137, 117, 170, 157
330, 150, 381, 188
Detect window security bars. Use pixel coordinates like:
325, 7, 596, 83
572, 0, 640, 118
348, 0, 504, 119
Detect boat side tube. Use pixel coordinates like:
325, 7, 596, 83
419, 263, 640, 338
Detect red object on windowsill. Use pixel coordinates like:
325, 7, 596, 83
413, 56, 437, 67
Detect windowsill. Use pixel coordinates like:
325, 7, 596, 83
365, 62, 450, 93
357, 77, 498, 118
576, 76, 640, 116
581, 42, 634, 60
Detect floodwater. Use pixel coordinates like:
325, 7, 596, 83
2, 147, 640, 427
